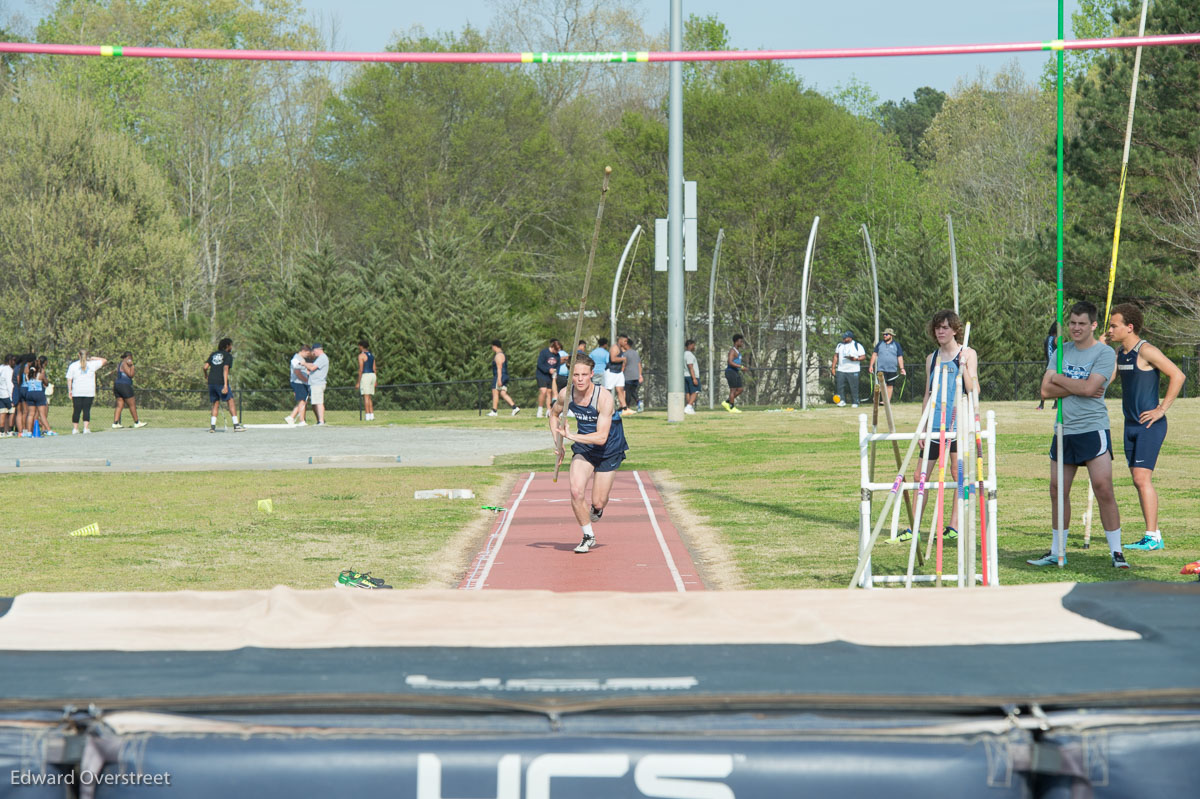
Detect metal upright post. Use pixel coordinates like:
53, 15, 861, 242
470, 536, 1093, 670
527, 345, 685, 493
707, 228, 725, 410
666, 0, 685, 422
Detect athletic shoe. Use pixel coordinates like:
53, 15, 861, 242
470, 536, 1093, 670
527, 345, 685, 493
722, 401, 732, 411
511, 407, 521, 416
943, 526, 958, 542
1026, 551, 1064, 567
574, 533, 596, 554
851, 403, 859, 408
112, 423, 123, 429
45, 431, 58, 436
233, 424, 246, 432
487, 410, 498, 417
133, 421, 147, 428
285, 416, 295, 426
1112, 551, 1130, 569
1125, 534, 1164, 551
623, 408, 636, 415
295, 420, 307, 426
82, 428, 90, 434
336, 569, 392, 589
209, 426, 216, 433
316, 422, 327, 426
683, 405, 695, 414
590, 505, 603, 522
730, 406, 743, 414
71, 429, 79, 435
837, 401, 847, 407
896, 528, 913, 542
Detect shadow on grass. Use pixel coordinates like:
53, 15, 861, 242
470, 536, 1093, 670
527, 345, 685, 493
684, 488, 852, 530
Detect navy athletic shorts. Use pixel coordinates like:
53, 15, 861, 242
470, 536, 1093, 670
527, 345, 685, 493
208, 386, 232, 404
574, 449, 626, 473
685, 376, 700, 394
291, 381, 310, 403
536, 372, 554, 389
725, 367, 744, 389
1124, 418, 1167, 470
1049, 429, 1113, 466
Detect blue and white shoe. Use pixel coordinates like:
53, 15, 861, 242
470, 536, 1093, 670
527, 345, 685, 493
1026, 551, 1064, 567
1124, 535, 1164, 551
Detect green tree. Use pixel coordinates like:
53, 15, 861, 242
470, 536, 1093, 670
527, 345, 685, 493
876, 86, 946, 167
0, 79, 203, 385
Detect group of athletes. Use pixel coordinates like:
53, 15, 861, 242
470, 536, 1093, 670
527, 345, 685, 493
906, 303, 1183, 570
0, 350, 145, 437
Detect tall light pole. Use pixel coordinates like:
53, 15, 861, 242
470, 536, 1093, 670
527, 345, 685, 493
666, 0, 685, 422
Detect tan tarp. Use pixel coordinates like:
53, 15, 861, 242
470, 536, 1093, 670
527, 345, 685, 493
0, 583, 1137, 651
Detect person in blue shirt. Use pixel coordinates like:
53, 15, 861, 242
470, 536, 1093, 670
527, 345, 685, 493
868, 328, 906, 402
550, 355, 628, 554
589, 337, 610, 384
535, 338, 560, 419
1106, 303, 1186, 555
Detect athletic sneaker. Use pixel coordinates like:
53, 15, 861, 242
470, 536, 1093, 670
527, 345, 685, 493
1112, 551, 1130, 569
82, 428, 90, 434
1026, 551, 1065, 567
623, 408, 636, 415
837, 401, 847, 407
487, 410, 498, 417
851, 403, 859, 408
730, 406, 743, 414
722, 401, 732, 411
295, 420, 307, 426
574, 533, 596, 554
336, 569, 393, 589
133, 421, 147, 428
209, 426, 216, 433
511, 406, 521, 416
536, 408, 544, 418
896, 528, 913, 542
45, 431, 57, 436
683, 405, 695, 414
943, 526, 958, 542
71, 429, 79, 435
285, 416, 295, 426
590, 505, 604, 522
112, 423, 122, 429
1125, 534, 1164, 551
233, 423, 246, 432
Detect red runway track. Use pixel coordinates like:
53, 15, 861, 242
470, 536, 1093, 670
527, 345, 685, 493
459, 471, 704, 592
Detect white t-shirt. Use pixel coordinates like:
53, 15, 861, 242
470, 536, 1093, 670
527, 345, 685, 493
66, 359, 104, 397
683, 350, 699, 378
0, 364, 11, 399
290, 353, 309, 383
835, 342, 865, 373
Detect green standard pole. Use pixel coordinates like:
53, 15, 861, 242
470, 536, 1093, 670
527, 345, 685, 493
1054, 0, 1066, 568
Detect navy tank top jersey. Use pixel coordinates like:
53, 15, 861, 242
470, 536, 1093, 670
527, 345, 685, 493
362, 351, 375, 373
568, 385, 628, 459
927, 347, 962, 431
607, 349, 623, 373
1117, 341, 1160, 424
115, 361, 133, 386
492, 356, 509, 385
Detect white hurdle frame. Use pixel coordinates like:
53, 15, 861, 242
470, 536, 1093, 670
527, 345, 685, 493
856, 411, 1000, 588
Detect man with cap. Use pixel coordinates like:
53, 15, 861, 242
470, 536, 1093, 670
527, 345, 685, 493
868, 328, 907, 402
832, 331, 866, 407
308, 343, 330, 425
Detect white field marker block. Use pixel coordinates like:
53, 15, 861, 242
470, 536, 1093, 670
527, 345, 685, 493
414, 489, 476, 500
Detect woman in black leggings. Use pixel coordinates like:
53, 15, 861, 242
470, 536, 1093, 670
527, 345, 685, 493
67, 349, 107, 434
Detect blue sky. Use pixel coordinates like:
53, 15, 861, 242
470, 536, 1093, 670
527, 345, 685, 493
302, 0, 1084, 102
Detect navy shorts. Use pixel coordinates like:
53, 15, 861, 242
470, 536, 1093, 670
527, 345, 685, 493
536, 372, 554, 389
0, 397, 10, 410
208, 386, 232, 404
573, 448, 626, 473
291, 382, 310, 403
924, 437, 958, 464
1049, 429, 1113, 466
685, 376, 700, 394
25, 391, 47, 407
725, 368, 744, 389
1124, 418, 1167, 470
113, 382, 135, 400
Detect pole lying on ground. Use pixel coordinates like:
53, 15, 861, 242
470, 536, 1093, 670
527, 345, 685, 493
851, 364, 942, 589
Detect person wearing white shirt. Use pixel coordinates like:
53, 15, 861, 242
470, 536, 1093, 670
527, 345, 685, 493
832, 331, 866, 407
66, 350, 108, 434
0, 354, 13, 437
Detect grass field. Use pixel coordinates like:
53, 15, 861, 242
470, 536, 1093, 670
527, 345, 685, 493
2, 398, 1196, 594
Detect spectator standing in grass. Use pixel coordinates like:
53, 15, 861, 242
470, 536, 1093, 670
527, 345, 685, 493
285, 344, 312, 427
66, 350, 107, 434
535, 338, 560, 419
0, 354, 13, 436
112, 351, 146, 429
488, 340, 519, 417
683, 339, 700, 414
605, 337, 627, 411
1107, 303, 1186, 556
722, 334, 747, 413
309, 343, 330, 426
868, 328, 906, 402
13, 355, 31, 437
620, 336, 642, 415
1038, 322, 1058, 411
357, 340, 376, 421
552, 340, 569, 412
203, 338, 244, 433
23, 361, 55, 436
589, 337, 610, 385
832, 331, 866, 408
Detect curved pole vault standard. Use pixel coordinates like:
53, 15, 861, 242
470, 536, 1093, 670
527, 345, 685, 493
610, 225, 643, 347
799, 217, 820, 411
2, 32, 1198, 63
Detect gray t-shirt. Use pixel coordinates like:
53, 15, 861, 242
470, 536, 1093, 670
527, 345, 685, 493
622, 348, 641, 381
683, 350, 699, 378
309, 353, 330, 386
874, 340, 903, 373
1053, 341, 1116, 434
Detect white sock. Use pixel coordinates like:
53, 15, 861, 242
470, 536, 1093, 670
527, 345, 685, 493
581, 523, 594, 539
1051, 529, 1067, 556
1148, 529, 1161, 541
1105, 528, 1122, 555
231, 415, 239, 424
211, 416, 217, 426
